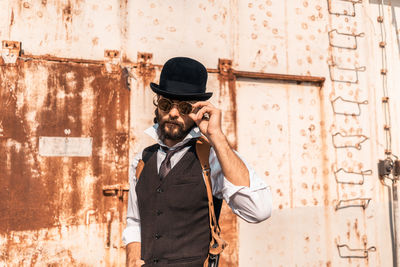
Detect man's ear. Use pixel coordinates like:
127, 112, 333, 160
153, 109, 159, 123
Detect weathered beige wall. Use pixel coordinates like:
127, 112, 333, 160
1, 0, 400, 266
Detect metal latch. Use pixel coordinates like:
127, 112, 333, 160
104, 49, 120, 73
218, 58, 232, 76
1, 40, 21, 64
102, 184, 129, 200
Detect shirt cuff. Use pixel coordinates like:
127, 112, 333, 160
122, 225, 141, 245
221, 168, 268, 204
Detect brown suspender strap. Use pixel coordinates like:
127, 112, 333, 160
135, 159, 145, 181
196, 137, 227, 267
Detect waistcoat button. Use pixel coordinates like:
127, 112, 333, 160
155, 233, 161, 239
156, 210, 162, 216
156, 188, 163, 193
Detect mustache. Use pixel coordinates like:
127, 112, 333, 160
163, 120, 184, 127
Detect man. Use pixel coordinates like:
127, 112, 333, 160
123, 57, 272, 267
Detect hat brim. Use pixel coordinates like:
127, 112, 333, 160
150, 83, 212, 101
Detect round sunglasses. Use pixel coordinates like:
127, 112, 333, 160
153, 97, 195, 115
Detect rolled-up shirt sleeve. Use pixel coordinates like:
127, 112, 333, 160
122, 152, 142, 245
210, 148, 272, 223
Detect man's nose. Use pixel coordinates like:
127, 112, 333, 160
168, 106, 180, 118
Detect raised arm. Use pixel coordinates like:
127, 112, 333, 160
188, 101, 249, 187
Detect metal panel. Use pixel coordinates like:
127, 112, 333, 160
38, 136, 93, 157
236, 80, 327, 266
235, 79, 390, 267
0, 0, 122, 61
0, 59, 129, 266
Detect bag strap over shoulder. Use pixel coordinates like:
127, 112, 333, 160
135, 144, 159, 181
196, 136, 227, 267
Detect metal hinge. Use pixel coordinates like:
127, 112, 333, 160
104, 49, 121, 73
1, 40, 21, 64
137, 52, 154, 77
218, 58, 233, 77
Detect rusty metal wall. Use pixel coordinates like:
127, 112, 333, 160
1, 0, 400, 266
0, 59, 130, 266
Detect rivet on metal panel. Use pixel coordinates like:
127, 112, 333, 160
337, 244, 376, 258
104, 49, 121, 73
331, 132, 369, 150
334, 198, 371, 211
1, 40, 21, 64
330, 96, 368, 116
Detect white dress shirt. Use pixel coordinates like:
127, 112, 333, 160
122, 124, 272, 245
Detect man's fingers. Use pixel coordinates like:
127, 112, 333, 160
188, 112, 198, 122
191, 101, 215, 110
196, 106, 215, 121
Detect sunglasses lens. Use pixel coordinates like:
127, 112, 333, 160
157, 98, 193, 115
158, 98, 172, 112
178, 102, 193, 114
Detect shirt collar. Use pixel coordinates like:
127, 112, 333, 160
144, 123, 202, 149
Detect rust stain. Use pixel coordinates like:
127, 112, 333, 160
216, 58, 238, 266
22, 54, 104, 65
219, 204, 238, 267
118, 0, 129, 61
136, 52, 156, 88
63, 3, 72, 22
10, 9, 14, 27
218, 59, 238, 149
0, 59, 129, 236
0, 62, 52, 233
61, 1, 73, 40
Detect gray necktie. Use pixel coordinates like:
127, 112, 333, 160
159, 141, 194, 179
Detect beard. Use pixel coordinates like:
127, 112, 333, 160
156, 110, 194, 142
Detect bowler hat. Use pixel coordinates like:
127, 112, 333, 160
150, 57, 212, 101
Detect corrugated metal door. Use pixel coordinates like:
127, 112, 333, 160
0, 58, 130, 266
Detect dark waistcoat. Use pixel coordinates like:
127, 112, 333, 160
136, 144, 210, 266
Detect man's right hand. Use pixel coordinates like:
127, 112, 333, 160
126, 242, 144, 267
